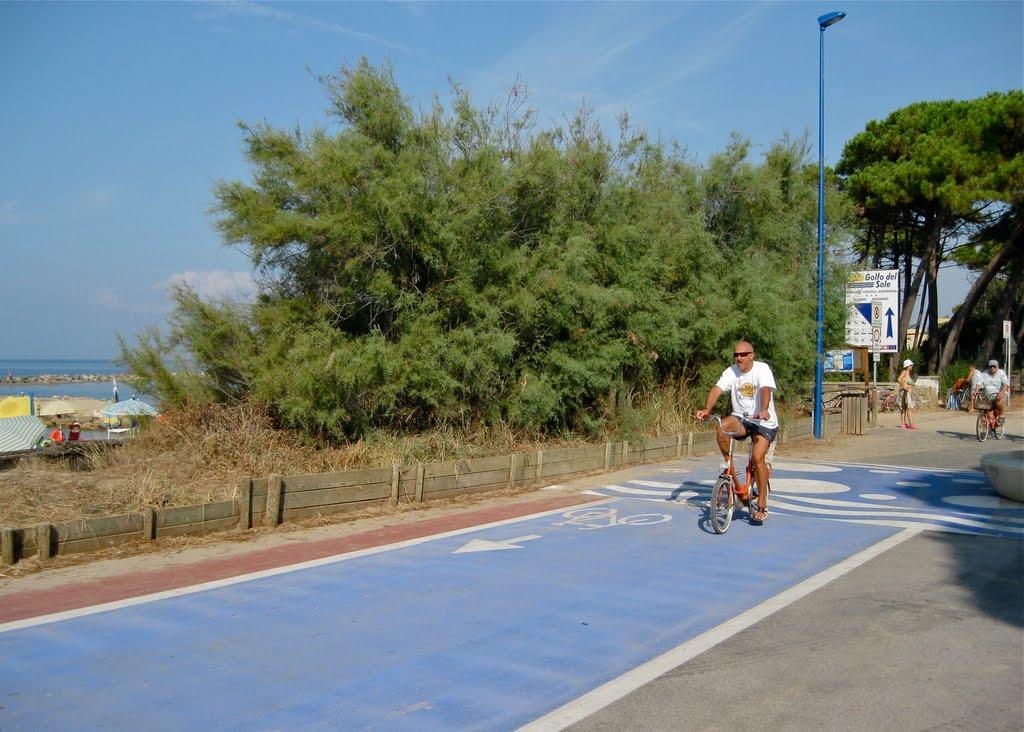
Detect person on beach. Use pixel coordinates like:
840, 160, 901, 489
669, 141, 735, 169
951, 364, 979, 412
695, 341, 778, 523
897, 358, 917, 429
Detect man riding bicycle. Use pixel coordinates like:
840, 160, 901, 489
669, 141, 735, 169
974, 359, 1010, 425
696, 341, 778, 523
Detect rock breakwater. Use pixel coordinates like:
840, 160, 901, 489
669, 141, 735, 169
1, 373, 138, 385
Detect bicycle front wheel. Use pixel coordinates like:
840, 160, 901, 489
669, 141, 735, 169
976, 412, 990, 442
710, 475, 734, 534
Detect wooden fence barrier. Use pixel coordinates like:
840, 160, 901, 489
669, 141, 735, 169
2, 418, 832, 565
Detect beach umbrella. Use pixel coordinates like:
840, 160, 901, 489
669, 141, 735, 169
0, 416, 47, 453
38, 398, 77, 417
101, 398, 159, 418
93, 401, 119, 427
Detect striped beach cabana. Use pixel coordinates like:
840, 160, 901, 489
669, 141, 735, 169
0, 415, 47, 453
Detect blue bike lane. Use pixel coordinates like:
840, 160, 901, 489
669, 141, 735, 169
1, 459, 1019, 730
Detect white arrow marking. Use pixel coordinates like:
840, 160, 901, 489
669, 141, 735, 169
453, 534, 542, 554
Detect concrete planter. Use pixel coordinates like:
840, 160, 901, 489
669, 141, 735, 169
981, 450, 1024, 503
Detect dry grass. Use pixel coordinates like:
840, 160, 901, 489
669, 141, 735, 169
0, 402, 581, 528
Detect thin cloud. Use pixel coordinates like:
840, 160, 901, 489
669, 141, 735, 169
467, 4, 699, 138
92, 288, 167, 316
166, 270, 256, 300
70, 186, 119, 213
474, 5, 689, 96
197, 0, 421, 58
0, 200, 27, 224
636, 3, 777, 102
470, 2, 776, 142
94, 289, 121, 308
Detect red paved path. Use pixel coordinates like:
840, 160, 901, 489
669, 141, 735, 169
0, 493, 601, 625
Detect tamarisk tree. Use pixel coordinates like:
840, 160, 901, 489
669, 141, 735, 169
123, 60, 849, 441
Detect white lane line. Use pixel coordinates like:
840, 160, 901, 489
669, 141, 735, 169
777, 494, 1024, 522
598, 492, 700, 505
0, 498, 617, 635
768, 499, 1024, 533
519, 528, 921, 732
771, 462, 842, 473
826, 519, 1002, 536
819, 460, 982, 474
943, 494, 1024, 510
771, 478, 852, 494
628, 480, 680, 489
602, 485, 669, 496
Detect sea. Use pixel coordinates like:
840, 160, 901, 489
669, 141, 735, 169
0, 358, 148, 400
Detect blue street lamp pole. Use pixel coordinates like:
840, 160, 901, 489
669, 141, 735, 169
814, 10, 845, 440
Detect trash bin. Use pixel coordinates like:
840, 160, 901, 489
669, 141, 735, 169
840, 389, 868, 435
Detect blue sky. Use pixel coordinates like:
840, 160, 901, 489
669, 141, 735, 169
1, 1, 1021, 358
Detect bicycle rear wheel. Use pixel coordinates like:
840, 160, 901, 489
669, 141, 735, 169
993, 417, 1005, 440
976, 412, 990, 442
710, 475, 734, 534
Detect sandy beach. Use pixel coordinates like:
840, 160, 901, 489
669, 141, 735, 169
36, 398, 111, 427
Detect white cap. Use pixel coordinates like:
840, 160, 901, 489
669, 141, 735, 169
988, 359, 999, 367
902, 359, 914, 368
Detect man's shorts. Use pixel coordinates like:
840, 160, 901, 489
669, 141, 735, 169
738, 418, 778, 444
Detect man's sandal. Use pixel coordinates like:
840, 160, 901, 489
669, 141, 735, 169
752, 505, 768, 523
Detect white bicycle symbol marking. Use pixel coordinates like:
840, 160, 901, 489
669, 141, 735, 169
554, 507, 672, 530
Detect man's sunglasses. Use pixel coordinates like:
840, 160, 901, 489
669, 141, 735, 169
733, 351, 753, 357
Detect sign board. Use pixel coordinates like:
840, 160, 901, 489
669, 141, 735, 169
870, 299, 884, 352
825, 349, 854, 373
846, 270, 899, 352
1004, 320, 1012, 339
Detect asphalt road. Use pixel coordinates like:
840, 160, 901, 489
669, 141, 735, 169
568, 407, 1024, 731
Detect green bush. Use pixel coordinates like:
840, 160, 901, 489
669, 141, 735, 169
941, 360, 976, 392
123, 61, 852, 442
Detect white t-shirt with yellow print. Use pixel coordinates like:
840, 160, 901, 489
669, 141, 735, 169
715, 360, 779, 429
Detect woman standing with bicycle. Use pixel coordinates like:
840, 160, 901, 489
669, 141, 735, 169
897, 358, 917, 429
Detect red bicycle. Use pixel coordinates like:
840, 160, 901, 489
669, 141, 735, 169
703, 415, 772, 533
975, 396, 1005, 441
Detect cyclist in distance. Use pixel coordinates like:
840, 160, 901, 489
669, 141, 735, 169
974, 359, 1010, 425
696, 341, 778, 523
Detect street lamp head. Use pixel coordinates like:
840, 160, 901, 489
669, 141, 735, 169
818, 11, 846, 29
